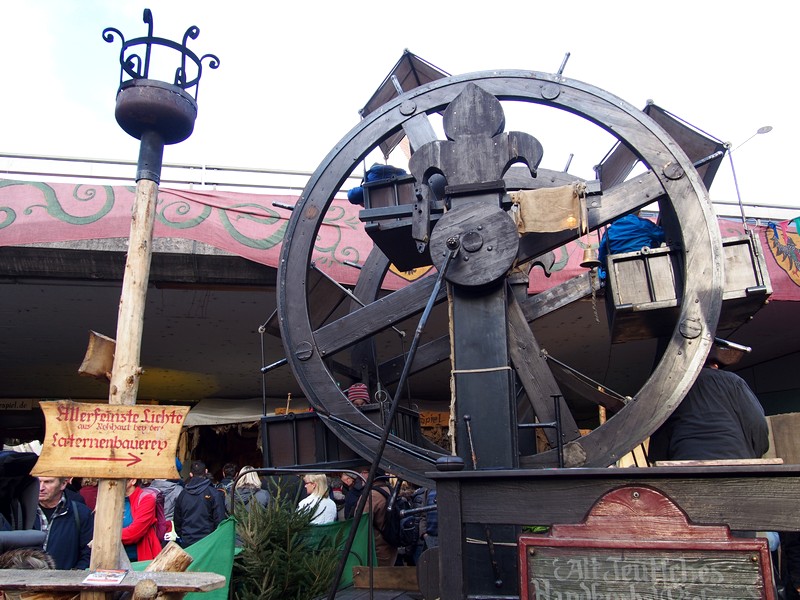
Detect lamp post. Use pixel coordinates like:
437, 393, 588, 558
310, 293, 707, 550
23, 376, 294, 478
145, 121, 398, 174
726, 125, 772, 231
88, 9, 218, 573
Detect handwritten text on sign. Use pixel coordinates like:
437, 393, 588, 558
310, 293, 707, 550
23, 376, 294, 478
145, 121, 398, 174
525, 546, 765, 600
33, 401, 189, 479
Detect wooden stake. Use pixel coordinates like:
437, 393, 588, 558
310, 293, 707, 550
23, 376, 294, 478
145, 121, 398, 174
83, 178, 159, 599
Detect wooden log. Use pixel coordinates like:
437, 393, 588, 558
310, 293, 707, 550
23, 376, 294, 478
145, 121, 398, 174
131, 579, 158, 600
89, 177, 159, 577
144, 542, 193, 573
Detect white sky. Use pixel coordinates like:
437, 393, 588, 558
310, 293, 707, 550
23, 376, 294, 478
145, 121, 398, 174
1, 1, 795, 218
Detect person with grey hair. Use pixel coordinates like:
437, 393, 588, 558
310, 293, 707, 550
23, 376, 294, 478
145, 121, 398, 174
33, 476, 93, 569
0, 547, 55, 569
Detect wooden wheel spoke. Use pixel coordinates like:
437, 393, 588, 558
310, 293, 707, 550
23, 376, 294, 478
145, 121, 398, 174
314, 275, 445, 357
401, 113, 438, 151
516, 171, 666, 264
507, 290, 582, 444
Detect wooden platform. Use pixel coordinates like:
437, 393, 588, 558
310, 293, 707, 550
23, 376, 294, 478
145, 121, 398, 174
325, 589, 420, 600
0, 569, 225, 594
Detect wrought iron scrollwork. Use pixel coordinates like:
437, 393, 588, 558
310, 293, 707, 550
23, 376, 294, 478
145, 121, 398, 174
102, 8, 220, 101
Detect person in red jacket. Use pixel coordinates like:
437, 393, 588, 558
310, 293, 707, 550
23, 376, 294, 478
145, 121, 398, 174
122, 479, 161, 562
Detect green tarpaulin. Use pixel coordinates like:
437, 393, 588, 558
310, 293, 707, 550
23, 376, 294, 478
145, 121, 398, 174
301, 516, 376, 589
133, 516, 236, 600
132, 514, 374, 596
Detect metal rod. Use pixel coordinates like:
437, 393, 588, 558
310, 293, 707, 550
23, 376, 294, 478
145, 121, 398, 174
563, 153, 574, 173
543, 352, 629, 404
727, 144, 749, 232
463, 414, 502, 585
260, 357, 288, 374
317, 412, 437, 463
464, 415, 478, 470
326, 243, 458, 600
552, 394, 564, 469
310, 262, 405, 338
556, 52, 571, 76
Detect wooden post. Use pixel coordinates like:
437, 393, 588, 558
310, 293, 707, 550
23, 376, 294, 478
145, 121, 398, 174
84, 178, 160, 597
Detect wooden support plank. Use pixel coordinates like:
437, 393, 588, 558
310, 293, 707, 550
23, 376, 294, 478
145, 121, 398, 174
351, 566, 418, 591
434, 465, 800, 532
437, 478, 465, 600
655, 458, 784, 467
0, 570, 225, 593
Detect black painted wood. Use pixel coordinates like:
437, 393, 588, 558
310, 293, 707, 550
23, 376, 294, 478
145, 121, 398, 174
277, 70, 723, 483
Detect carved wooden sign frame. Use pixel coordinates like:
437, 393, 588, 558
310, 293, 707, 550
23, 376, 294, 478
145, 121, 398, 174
519, 486, 774, 600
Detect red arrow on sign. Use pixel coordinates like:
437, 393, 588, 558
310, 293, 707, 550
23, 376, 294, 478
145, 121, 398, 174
70, 453, 142, 467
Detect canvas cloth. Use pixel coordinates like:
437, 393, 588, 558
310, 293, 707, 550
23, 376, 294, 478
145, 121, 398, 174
510, 182, 587, 234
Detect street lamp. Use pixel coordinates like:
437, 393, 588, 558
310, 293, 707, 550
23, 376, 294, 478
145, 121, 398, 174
726, 125, 772, 231
89, 8, 218, 572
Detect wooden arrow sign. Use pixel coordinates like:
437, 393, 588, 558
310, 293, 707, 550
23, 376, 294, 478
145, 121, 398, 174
33, 400, 188, 479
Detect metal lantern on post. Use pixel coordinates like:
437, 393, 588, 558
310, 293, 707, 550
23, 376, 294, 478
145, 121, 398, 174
88, 9, 218, 574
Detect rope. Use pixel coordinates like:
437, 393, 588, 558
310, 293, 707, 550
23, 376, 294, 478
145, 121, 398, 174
452, 366, 513, 374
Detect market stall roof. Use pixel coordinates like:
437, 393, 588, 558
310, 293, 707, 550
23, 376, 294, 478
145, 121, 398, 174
183, 397, 266, 427
595, 102, 727, 191
358, 49, 450, 159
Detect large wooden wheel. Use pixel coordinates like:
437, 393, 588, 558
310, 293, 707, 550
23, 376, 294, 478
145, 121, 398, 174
277, 70, 724, 485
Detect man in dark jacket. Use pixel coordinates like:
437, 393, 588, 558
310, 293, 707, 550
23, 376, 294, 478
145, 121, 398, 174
649, 340, 769, 462
173, 460, 225, 547
340, 465, 369, 520
35, 476, 94, 569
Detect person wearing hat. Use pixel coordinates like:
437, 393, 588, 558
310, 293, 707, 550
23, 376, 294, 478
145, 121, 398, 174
649, 337, 769, 462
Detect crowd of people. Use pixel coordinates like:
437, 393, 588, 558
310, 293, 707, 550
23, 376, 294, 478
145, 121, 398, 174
0, 456, 440, 574
0, 347, 788, 588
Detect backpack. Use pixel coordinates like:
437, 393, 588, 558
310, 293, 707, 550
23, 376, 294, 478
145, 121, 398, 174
139, 487, 168, 546
374, 486, 418, 548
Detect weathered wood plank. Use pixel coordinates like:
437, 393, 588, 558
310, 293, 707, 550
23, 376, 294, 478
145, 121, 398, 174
434, 466, 800, 532
351, 566, 418, 591
314, 276, 445, 355
0, 570, 225, 592
438, 477, 466, 600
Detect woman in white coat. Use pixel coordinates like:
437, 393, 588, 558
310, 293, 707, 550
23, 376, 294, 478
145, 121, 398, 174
297, 473, 337, 525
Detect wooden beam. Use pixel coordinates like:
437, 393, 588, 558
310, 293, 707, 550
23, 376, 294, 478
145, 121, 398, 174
90, 178, 158, 577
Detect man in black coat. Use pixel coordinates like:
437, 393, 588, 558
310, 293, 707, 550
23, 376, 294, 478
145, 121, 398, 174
173, 460, 225, 547
649, 339, 769, 462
